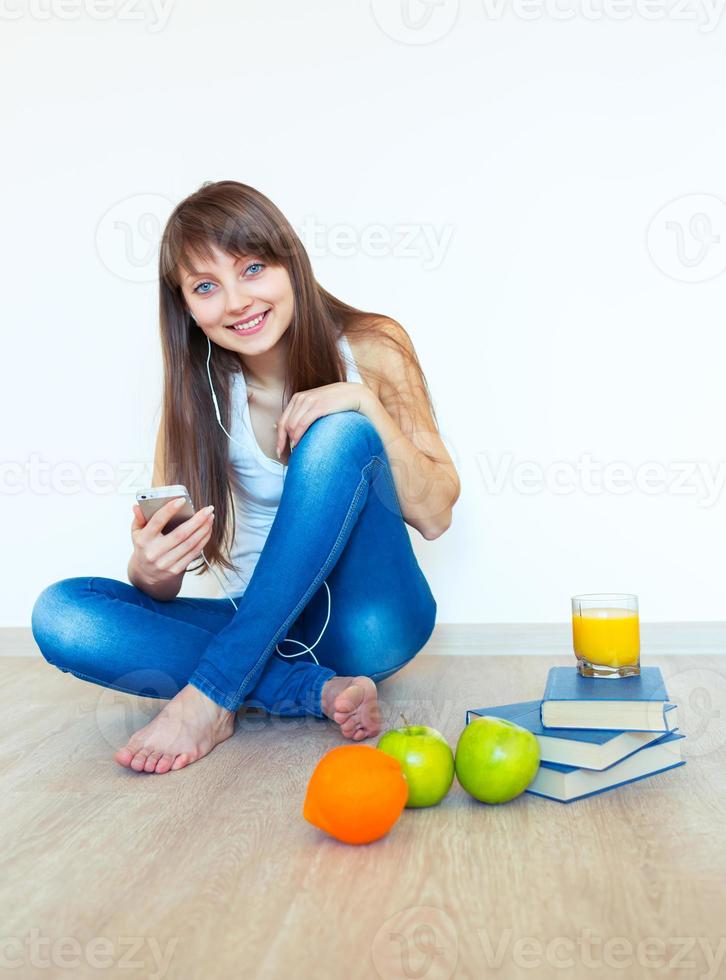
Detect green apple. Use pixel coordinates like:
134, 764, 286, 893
377, 722, 455, 808
455, 716, 540, 804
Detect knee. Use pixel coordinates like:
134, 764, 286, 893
31, 577, 93, 668
417, 593, 437, 651
334, 595, 437, 677
296, 410, 382, 460
404, 593, 437, 664
382, 593, 436, 672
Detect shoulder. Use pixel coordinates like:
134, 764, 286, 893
347, 316, 413, 354
345, 317, 417, 394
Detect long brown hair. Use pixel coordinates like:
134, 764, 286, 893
157, 179, 439, 581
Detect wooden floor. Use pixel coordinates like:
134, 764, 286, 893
2, 641, 725, 979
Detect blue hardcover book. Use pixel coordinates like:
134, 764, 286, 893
466, 700, 669, 771
526, 731, 686, 802
541, 666, 678, 732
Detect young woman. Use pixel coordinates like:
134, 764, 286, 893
31, 180, 460, 775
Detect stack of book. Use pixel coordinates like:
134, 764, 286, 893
467, 666, 685, 803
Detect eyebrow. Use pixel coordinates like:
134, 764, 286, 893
183, 254, 255, 281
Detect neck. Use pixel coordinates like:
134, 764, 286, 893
238, 331, 290, 391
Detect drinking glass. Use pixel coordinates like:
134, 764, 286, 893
571, 594, 640, 678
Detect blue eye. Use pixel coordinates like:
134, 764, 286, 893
192, 262, 264, 295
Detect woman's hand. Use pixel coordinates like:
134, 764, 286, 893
130, 498, 215, 585
274, 381, 372, 459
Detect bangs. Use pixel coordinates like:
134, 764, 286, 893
160, 203, 282, 289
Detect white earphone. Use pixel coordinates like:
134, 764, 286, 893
189, 308, 330, 666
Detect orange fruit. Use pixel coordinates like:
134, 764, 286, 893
303, 745, 409, 845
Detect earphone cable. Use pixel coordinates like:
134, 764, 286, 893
198, 331, 328, 665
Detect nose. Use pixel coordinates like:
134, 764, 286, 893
224, 281, 254, 318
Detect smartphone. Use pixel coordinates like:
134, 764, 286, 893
136, 485, 195, 535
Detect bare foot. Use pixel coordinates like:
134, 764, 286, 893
114, 683, 236, 774
321, 675, 382, 741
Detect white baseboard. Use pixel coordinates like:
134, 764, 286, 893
5, 622, 726, 658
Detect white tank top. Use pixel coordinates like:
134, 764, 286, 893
220, 332, 363, 599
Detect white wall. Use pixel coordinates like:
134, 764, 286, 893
4, 0, 725, 626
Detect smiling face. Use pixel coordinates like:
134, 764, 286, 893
179, 244, 295, 356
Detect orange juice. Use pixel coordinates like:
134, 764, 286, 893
572, 608, 640, 668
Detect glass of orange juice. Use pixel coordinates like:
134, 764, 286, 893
571, 594, 640, 678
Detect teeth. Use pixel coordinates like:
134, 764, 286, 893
231, 311, 266, 330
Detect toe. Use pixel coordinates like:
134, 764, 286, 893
144, 752, 163, 773
155, 754, 174, 774
114, 747, 134, 767
170, 753, 189, 771
334, 684, 364, 715
340, 718, 360, 737
130, 750, 151, 772
333, 702, 363, 727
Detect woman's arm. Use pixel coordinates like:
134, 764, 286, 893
274, 318, 461, 539
355, 319, 460, 540
358, 386, 458, 539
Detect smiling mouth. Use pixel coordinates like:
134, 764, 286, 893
226, 309, 270, 333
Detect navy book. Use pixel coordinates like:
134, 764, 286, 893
466, 700, 669, 771
540, 666, 678, 732
526, 731, 686, 803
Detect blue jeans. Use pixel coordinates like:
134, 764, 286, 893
31, 412, 437, 719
